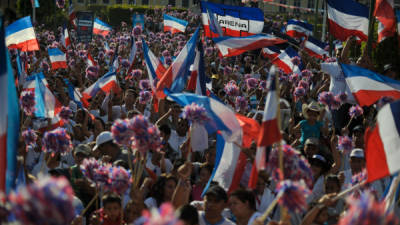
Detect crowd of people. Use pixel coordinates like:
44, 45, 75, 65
1, 4, 400, 225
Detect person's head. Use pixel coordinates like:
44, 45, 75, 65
177, 205, 199, 225
325, 174, 341, 194
93, 117, 105, 137
94, 131, 120, 162
302, 102, 322, 123
352, 126, 365, 148
204, 144, 216, 165
124, 200, 143, 224
349, 148, 365, 174
176, 118, 189, 136
309, 154, 329, 178
75, 109, 85, 124
228, 189, 256, 219
102, 194, 122, 221
73, 124, 84, 140
150, 174, 178, 206
383, 64, 397, 79
159, 124, 171, 144
255, 174, 266, 194
204, 185, 228, 218
73, 144, 91, 165
199, 164, 213, 184
304, 138, 320, 159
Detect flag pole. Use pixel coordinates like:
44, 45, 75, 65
321, 0, 327, 42
314, 0, 320, 38
32, 5, 36, 24
366, 0, 375, 56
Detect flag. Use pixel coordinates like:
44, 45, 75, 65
286, 19, 313, 39
304, 36, 329, 60
327, 0, 369, 42
200, 1, 264, 37
261, 46, 283, 59
127, 35, 137, 73
93, 18, 112, 37
341, 63, 400, 106
16, 50, 27, 86
0, 16, 19, 193
64, 79, 89, 108
213, 34, 287, 57
163, 14, 188, 34
166, 91, 242, 143
272, 47, 303, 74
61, 24, 71, 48
143, 40, 166, 82
132, 14, 145, 29
249, 69, 282, 188
202, 133, 246, 194
396, 10, 400, 45
156, 27, 200, 99
68, 0, 77, 28
83, 71, 121, 100
5, 16, 39, 52
374, 0, 396, 43
203, 3, 223, 38
32, 73, 63, 120
48, 48, 67, 70
365, 100, 400, 182
87, 52, 97, 67
187, 41, 207, 96
30, 0, 40, 8
235, 114, 260, 149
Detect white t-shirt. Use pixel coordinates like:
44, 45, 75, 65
198, 211, 236, 225
146, 157, 173, 177
307, 175, 325, 204
321, 62, 356, 104
168, 130, 187, 154
256, 187, 276, 213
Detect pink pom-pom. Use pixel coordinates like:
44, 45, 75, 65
80, 158, 101, 183
162, 50, 170, 57
337, 92, 348, 103
8, 176, 75, 225
266, 145, 313, 189
235, 96, 248, 112
139, 79, 151, 90
318, 91, 336, 109
337, 191, 398, 225
22, 128, 37, 151
351, 169, 367, 186
181, 103, 209, 124
245, 78, 259, 90
276, 180, 311, 213
106, 166, 131, 195
111, 119, 135, 147
291, 56, 301, 66
349, 105, 363, 118
131, 69, 143, 78
128, 115, 162, 153
338, 136, 353, 154
224, 83, 240, 97
301, 69, 312, 78
139, 91, 152, 105
142, 203, 183, 225
293, 87, 305, 97
59, 106, 73, 122
20, 90, 35, 116
42, 128, 72, 155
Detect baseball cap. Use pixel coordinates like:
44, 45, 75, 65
93, 131, 113, 151
311, 154, 327, 163
74, 144, 91, 156
305, 137, 319, 146
350, 148, 365, 158
204, 185, 227, 202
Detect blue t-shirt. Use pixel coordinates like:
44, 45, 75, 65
300, 120, 323, 144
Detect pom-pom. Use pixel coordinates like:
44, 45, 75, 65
111, 119, 135, 147
42, 128, 72, 155
266, 145, 313, 189
20, 90, 35, 116
325, 57, 336, 63
245, 78, 258, 90
22, 128, 37, 151
301, 69, 312, 78
106, 166, 131, 195
318, 91, 336, 110
351, 169, 367, 186
289, 73, 299, 83
86, 65, 99, 81
338, 136, 353, 154
132, 25, 142, 36
223, 66, 232, 75
8, 176, 75, 225
131, 69, 143, 78
139, 79, 151, 90
276, 180, 311, 213
224, 83, 240, 97
142, 203, 183, 225
181, 103, 209, 124
349, 105, 364, 118
80, 158, 101, 183
293, 87, 306, 97
59, 106, 73, 122
298, 80, 309, 90
128, 115, 162, 153
337, 92, 348, 103
162, 50, 170, 57
235, 96, 248, 112
291, 56, 301, 66
337, 191, 398, 225
139, 91, 152, 105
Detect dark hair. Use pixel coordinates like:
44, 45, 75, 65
200, 163, 213, 175
149, 174, 178, 207
177, 205, 199, 225
159, 124, 171, 136
325, 174, 340, 185
230, 189, 256, 211
102, 194, 122, 207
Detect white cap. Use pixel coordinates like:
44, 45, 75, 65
93, 131, 113, 151
350, 148, 365, 158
